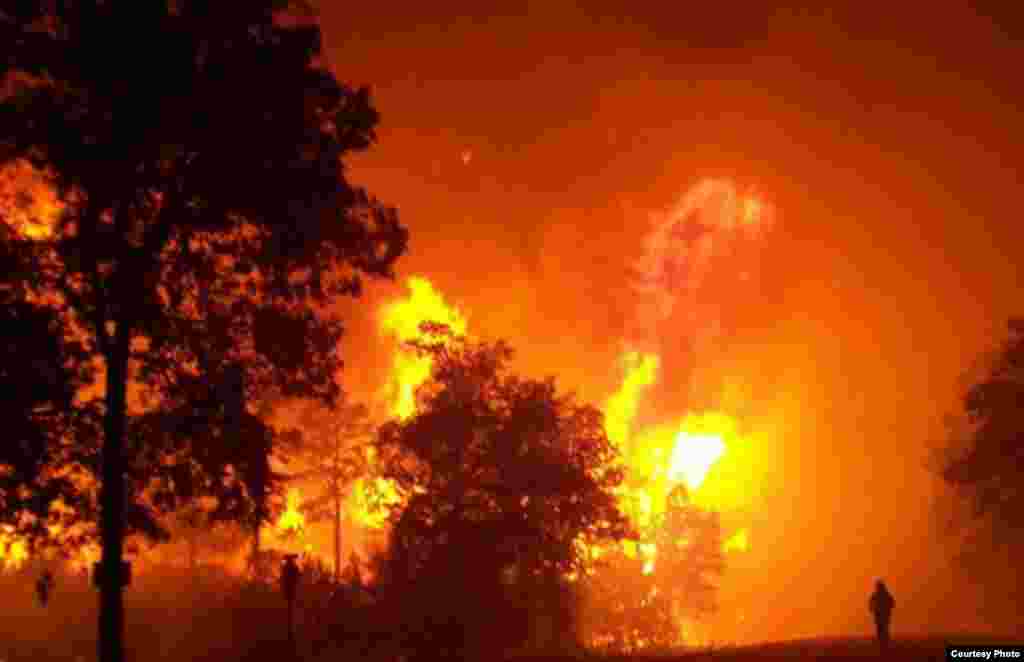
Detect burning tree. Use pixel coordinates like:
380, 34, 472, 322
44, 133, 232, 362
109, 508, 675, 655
0, 4, 407, 661
571, 345, 739, 650
580, 547, 677, 652
374, 325, 631, 658
582, 486, 724, 651
651, 487, 725, 636
283, 397, 374, 581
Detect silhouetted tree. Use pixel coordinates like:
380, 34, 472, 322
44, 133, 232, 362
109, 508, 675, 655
136, 390, 300, 579
285, 397, 373, 581
939, 317, 1024, 603
0, 282, 96, 551
165, 499, 248, 575
0, 4, 406, 661
375, 325, 630, 659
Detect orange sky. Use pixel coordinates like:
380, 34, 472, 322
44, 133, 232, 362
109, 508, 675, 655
311, 2, 1023, 642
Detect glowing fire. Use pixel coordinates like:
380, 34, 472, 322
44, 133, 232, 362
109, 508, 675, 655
343, 276, 468, 533
348, 476, 402, 529
604, 351, 658, 448
639, 542, 657, 575
591, 346, 757, 646
723, 528, 749, 554
601, 355, 735, 533
348, 442, 402, 530
277, 488, 306, 535
0, 160, 61, 240
380, 276, 467, 420
742, 197, 762, 228
0, 521, 101, 574
668, 432, 725, 491
0, 526, 28, 571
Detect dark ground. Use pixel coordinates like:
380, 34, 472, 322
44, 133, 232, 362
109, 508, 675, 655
509, 636, 1023, 662
3, 633, 1022, 661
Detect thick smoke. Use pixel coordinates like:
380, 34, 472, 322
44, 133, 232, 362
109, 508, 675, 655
629, 178, 769, 350
630, 181, 770, 344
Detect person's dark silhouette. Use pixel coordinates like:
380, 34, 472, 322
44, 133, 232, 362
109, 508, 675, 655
869, 579, 895, 652
36, 569, 54, 607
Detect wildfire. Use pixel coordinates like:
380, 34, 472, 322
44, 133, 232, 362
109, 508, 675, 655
0, 526, 28, 571
604, 351, 658, 448
380, 276, 467, 420
348, 476, 402, 529
0, 520, 101, 574
723, 528, 749, 554
0, 159, 61, 240
591, 344, 759, 646
277, 488, 306, 535
603, 350, 662, 531
639, 542, 657, 575
602, 356, 735, 534
742, 197, 762, 228
344, 276, 468, 533
668, 431, 726, 491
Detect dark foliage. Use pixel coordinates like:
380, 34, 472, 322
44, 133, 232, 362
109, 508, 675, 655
0, 292, 97, 549
942, 319, 1024, 531
372, 326, 629, 659
1, 2, 406, 660
937, 317, 1024, 606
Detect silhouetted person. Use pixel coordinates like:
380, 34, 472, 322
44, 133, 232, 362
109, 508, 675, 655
869, 579, 895, 653
36, 569, 54, 607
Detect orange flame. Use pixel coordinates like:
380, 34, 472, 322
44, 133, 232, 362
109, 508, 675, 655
347, 277, 467, 532
380, 276, 467, 420
348, 476, 402, 530
667, 431, 725, 491
604, 351, 658, 449
0, 526, 28, 571
0, 160, 61, 240
723, 528, 749, 554
591, 349, 754, 644
277, 488, 306, 535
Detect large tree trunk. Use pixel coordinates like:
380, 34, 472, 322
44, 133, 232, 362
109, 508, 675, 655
98, 327, 130, 662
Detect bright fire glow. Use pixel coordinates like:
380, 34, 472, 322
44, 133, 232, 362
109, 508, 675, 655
346, 276, 468, 533
742, 197, 761, 228
723, 528, 749, 554
592, 345, 758, 647
348, 475, 403, 530
380, 276, 467, 420
277, 488, 306, 535
0, 526, 28, 571
604, 351, 658, 448
0, 160, 61, 240
668, 432, 725, 491
640, 542, 657, 575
